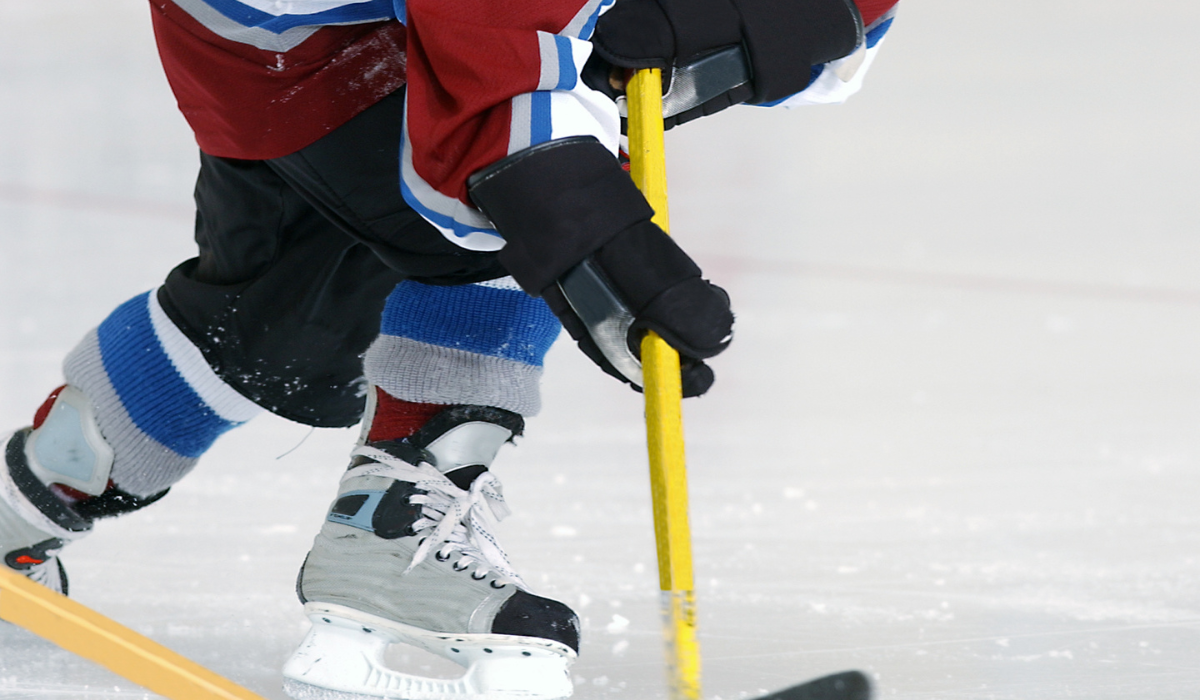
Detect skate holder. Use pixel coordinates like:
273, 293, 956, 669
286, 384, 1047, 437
283, 604, 574, 700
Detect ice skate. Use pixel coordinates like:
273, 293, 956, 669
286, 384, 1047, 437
0, 386, 113, 594
284, 403, 579, 700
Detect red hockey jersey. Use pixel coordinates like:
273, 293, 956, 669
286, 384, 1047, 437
150, 0, 896, 250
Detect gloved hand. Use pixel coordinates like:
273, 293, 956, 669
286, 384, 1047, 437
584, 0, 864, 127
468, 137, 733, 396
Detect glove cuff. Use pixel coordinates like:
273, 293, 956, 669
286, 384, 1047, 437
467, 137, 655, 295
741, 0, 864, 103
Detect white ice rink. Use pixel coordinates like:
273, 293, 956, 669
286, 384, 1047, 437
3, 1, 1200, 698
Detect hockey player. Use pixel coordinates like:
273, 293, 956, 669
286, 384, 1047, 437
0, 0, 898, 697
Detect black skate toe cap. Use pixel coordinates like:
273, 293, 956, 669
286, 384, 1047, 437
492, 590, 581, 652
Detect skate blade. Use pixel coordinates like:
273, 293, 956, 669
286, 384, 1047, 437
283, 602, 575, 700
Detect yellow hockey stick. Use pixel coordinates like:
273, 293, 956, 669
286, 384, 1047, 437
0, 567, 267, 700
626, 67, 702, 700
626, 69, 874, 700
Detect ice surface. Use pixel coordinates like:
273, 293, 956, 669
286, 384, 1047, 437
3, 1, 1200, 698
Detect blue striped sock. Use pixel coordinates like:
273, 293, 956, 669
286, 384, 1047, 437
63, 290, 262, 496
363, 278, 561, 416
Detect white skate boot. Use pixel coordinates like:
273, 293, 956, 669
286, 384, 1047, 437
284, 405, 579, 700
0, 386, 113, 594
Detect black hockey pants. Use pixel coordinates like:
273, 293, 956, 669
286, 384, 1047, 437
157, 87, 506, 428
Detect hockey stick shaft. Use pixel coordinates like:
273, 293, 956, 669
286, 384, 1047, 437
627, 67, 703, 700
0, 567, 267, 700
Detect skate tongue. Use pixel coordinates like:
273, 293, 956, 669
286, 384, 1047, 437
366, 420, 513, 482
421, 420, 514, 474
402, 405, 523, 473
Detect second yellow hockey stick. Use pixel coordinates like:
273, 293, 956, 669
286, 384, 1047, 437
0, 566, 267, 700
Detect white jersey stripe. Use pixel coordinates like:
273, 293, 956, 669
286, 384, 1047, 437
147, 291, 263, 424
171, 0, 322, 52
234, 0, 378, 16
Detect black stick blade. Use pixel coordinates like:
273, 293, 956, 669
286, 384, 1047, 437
749, 670, 871, 700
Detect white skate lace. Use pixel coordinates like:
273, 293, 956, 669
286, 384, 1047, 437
349, 445, 526, 588
24, 557, 60, 588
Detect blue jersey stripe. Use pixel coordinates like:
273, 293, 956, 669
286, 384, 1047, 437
576, 0, 614, 41
199, 0, 395, 34
866, 17, 893, 48
97, 293, 235, 458
380, 282, 560, 366
399, 175, 503, 242
529, 91, 553, 145
554, 35, 578, 90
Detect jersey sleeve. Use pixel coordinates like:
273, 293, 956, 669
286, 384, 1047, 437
399, 0, 899, 252
399, 0, 621, 251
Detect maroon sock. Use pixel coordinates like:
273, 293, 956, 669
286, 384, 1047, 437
367, 388, 448, 443
32, 385, 66, 429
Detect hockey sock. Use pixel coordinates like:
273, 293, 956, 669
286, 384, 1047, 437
363, 278, 561, 416
57, 289, 263, 501
365, 390, 446, 443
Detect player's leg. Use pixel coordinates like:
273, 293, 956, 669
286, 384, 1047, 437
285, 278, 578, 700
254, 89, 580, 699
0, 287, 263, 594
1, 153, 403, 594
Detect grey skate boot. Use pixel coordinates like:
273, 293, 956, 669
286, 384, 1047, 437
1, 386, 112, 593
284, 405, 579, 700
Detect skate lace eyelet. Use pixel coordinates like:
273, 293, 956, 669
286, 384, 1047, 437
472, 571, 487, 580
453, 562, 469, 572
490, 580, 507, 589
435, 551, 451, 562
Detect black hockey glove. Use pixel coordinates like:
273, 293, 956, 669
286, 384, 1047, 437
468, 137, 733, 397
584, 0, 863, 128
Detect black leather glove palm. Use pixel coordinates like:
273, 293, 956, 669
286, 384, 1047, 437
468, 137, 733, 397
585, 0, 864, 127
